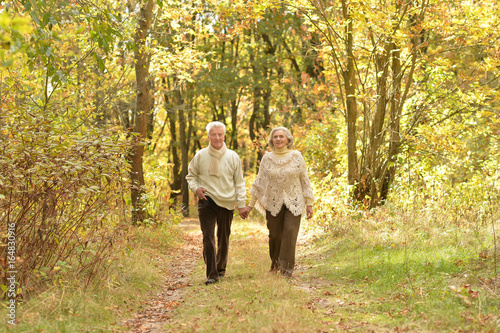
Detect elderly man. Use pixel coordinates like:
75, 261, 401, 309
186, 121, 247, 285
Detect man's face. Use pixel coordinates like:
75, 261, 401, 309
208, 126, 225, 150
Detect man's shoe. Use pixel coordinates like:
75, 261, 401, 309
205, 278, 217, 285
218, 271, 225, 278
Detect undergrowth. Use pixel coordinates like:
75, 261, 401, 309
0, 223, 182, 332
299, 182, 500, 332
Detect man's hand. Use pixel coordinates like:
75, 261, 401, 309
196, 187, 207, 200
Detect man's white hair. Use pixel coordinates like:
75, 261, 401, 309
206, 121, 226, 135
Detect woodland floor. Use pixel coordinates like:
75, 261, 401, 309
123, 218, 203, 332
119, 217, 500, 333
122, 217, 327, 333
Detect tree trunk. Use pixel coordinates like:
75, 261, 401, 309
177, 90, 190, 217
163, 78, 182, 201
249, 88, 265, 163
230, 100, 239, 150
129, 0, 154, 225
380, 41, 403, 203
94, 63, 106, 127
365, 50, 389, 207
341, 0, 359, 194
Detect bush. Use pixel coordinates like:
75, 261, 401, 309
0, 109, 132, 296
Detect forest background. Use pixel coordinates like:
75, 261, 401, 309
0, 0, 499, 331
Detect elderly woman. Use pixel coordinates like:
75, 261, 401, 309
243, 127, 314, 277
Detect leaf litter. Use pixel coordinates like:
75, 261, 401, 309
123, 218, 202, 332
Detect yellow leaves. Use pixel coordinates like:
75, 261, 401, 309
12, 17, 33, 34
0, 12, 12, 30
1, 128, 11, 137
0, 12, 34, 39
416, 122, 468, 156
480, 110, 496, 119
0, 11, 33, 66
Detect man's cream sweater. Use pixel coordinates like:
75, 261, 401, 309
186, 147, 246, 210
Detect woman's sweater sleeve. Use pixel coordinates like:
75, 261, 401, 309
248, 195, 257, 208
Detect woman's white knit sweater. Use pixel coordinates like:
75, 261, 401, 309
249, 147, 314, 217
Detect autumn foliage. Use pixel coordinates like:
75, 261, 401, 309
0, 0, 499, 303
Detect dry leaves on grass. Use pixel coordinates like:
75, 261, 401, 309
124, 222, 202, 333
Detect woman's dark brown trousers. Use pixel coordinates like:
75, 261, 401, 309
266, 205, 301, 277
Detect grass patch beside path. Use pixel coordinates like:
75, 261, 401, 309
297, 231, 500, 332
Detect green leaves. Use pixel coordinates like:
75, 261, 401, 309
0, 11, 33, 66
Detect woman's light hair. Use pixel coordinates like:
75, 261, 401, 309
206, 121, 226, 135
268, 127, 294, 150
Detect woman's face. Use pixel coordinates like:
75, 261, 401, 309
272, 130, 289, 149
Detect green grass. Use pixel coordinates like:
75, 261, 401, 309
297, 226, 500, 332
165, 217, 499, 332
1, 212, 498, 332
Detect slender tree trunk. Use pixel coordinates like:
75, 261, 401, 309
341, 0, 359, 193
177, 90, 190, 217
94, 63, 106, 127
381, 41, 403, 203
129, 0, 154, 225
230, 36, 240, 150
147, 80, 156, 142
230, 100, 239, 150
249, 88, 264, 163
163, 78, 182, 200
366, 51, 389, 206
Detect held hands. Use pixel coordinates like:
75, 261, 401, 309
198, 187, 252, 219
239, 206, 253, 219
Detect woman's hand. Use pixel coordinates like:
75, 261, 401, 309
306, 205, 313, 219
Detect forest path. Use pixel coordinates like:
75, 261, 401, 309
124, 217, 203, 332
124, 217, 336, 332
121, 215, 500, 332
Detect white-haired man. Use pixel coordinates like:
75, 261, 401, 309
186, 121, 247, 285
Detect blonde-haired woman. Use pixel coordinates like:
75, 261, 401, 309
242, 127, 314, 277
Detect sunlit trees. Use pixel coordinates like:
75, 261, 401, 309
0, 0, 131, 292
397, 0, 500, 208
298, 0, 428, 207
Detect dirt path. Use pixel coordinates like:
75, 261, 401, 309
124, 218, 202, 333
123, 218, 321, 332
